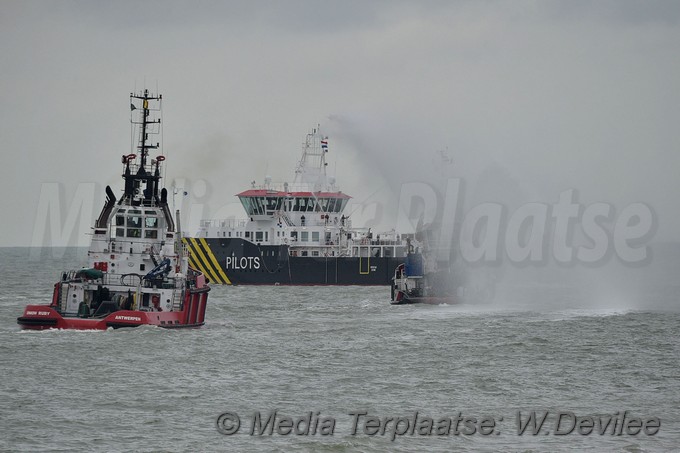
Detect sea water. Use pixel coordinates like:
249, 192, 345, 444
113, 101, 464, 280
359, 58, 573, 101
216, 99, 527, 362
1, 247, 679, 452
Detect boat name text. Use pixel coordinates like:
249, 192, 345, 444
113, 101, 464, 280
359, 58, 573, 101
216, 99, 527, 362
114, 315, 142, 322
26, 310, 52, 316
226, 256, 261, 270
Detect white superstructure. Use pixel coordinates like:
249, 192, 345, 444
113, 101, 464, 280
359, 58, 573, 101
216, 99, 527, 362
198, 127, 411, 260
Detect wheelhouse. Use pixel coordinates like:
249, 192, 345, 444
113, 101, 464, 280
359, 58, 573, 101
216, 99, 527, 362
237, 189, 350, 217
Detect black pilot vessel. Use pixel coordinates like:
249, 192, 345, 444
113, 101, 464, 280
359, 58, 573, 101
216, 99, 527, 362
186, 127, 411, 285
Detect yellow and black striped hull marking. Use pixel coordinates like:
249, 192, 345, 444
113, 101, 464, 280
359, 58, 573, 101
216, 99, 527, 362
183, 237, 232, 285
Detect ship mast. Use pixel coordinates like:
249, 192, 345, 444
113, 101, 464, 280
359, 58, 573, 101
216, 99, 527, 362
123, 89, 163, 206
294, 126, 330, 191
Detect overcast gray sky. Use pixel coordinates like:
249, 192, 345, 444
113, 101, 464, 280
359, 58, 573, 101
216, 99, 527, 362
2, 0, 679, 247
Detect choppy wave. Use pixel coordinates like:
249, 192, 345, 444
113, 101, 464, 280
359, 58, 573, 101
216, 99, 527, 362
1, 248, 680, 452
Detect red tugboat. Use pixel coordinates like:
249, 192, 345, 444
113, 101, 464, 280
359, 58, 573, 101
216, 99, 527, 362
17, 90, 210, 330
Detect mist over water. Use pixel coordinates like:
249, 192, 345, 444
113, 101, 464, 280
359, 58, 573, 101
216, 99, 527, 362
322, 113, 673, 314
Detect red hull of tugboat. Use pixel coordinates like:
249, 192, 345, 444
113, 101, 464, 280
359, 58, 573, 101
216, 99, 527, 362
17, 289, 209, 331
17, 90, 212, 331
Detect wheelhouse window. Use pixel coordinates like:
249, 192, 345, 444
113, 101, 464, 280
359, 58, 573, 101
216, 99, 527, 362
255, 198, 265, 215
332, 198, 346, 213
300, 231, 309, 242
266, 197, 283, 213
115, 215, 125, 237
143, 216, 158, 238
127, 215, 142, 228
240, 197, 252, 215
311, 231, 320, 242
145, 217, 158, 228
115, 212, 154, 239
239, 197, 266, 216
292, 196, 347, 213
293, 197, 318, 212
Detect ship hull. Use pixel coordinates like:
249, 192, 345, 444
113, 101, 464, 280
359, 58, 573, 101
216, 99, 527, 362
185, 238, 403, 285
17, 288, 209, 331
390, 293, 456, 305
